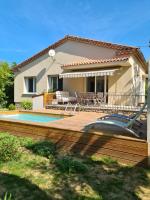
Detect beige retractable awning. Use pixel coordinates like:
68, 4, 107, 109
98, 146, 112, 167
59, 69, 118, 78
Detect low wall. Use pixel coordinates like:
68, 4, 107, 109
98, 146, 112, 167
0, 120, 148, 166
32, 94, 44, 110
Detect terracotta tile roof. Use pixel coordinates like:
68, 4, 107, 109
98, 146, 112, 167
12, 35, 147, 72
62, 56, 129, 68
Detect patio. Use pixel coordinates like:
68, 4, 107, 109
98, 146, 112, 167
44, 92, 146, 113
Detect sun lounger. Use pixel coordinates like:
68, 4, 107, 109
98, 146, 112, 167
99, 113, 143, 127
84, 102, 147, 137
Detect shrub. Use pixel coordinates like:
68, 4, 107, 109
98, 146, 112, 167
20, 100, 32, 110
48, 89, 56, 93
18, 136, 34, 147
55, 156, 88, 174
0, 133, 21, 162
0, 192, 12, 200
8, 104, 15, 110
27, 140, 56, 158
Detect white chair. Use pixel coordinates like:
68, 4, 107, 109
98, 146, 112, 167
56, 91, 76, 104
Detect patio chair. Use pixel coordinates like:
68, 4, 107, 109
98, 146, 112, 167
56, 91, 76, 104
74, 92, 97, 112
96, 92, 106, 104
77, 92, 97, 105
83, 102, 147, 138
64, 92, 84, 113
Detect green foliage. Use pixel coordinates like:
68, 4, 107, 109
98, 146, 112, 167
0, 132, 149, 200
0, 133, 21, 162
0, 192, 12, 200
91, 155, 117, 165
8, 104, 16, 110
56, 155, 88, 174
0, 62, 14, 108
48, 88, 56, 93
21, 100, 32, 110
18, 137, 34, 147
27, 140, 56, 158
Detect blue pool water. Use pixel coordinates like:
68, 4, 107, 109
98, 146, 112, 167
0, 113, 63, 123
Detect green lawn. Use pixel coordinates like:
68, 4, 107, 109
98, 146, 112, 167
0, 132, 149, 200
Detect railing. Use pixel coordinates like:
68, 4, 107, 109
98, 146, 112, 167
47, 92, 147, 112
75, 92, 146, 112
105, 93, 146, 107
75, 92, 145, 105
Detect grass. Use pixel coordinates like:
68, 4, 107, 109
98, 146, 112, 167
0, 132, 149, 200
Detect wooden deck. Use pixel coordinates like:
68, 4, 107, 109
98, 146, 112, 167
0, 109, 148, 166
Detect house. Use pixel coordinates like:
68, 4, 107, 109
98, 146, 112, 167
12, 35, 147, 107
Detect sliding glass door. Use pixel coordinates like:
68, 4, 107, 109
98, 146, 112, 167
96, 76, 104, 93
87, 77, 95, 92
86, 76, 106, 93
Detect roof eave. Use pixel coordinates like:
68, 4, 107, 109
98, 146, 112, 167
12, 35, 138, 72
62, 60, 130, 70
134, 50, 148, 72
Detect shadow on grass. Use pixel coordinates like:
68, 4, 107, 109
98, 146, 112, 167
83, 158, 150, 200
27, 152, 150, 200
57, 160, 150, 200
22, 139, 150, 200
0, 172, 51, 200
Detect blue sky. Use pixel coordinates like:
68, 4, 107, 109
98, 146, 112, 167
0, 0, 150, 64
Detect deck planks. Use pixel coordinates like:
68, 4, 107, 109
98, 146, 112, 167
0, 118, 148, 166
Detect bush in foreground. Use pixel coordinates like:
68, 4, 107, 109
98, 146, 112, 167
27, 140, 56, 158
0, 133, 21, 162
20, 100, 32, 110
8, 104, 16, 110
55, 155, 88, 174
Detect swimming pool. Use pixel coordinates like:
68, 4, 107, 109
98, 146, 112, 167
0, 113, 63, 123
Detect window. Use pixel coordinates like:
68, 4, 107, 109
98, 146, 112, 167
48, 76, 63, 92
24, 77, 36, 93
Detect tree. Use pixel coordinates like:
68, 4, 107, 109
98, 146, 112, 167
0, 62, 14, 107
